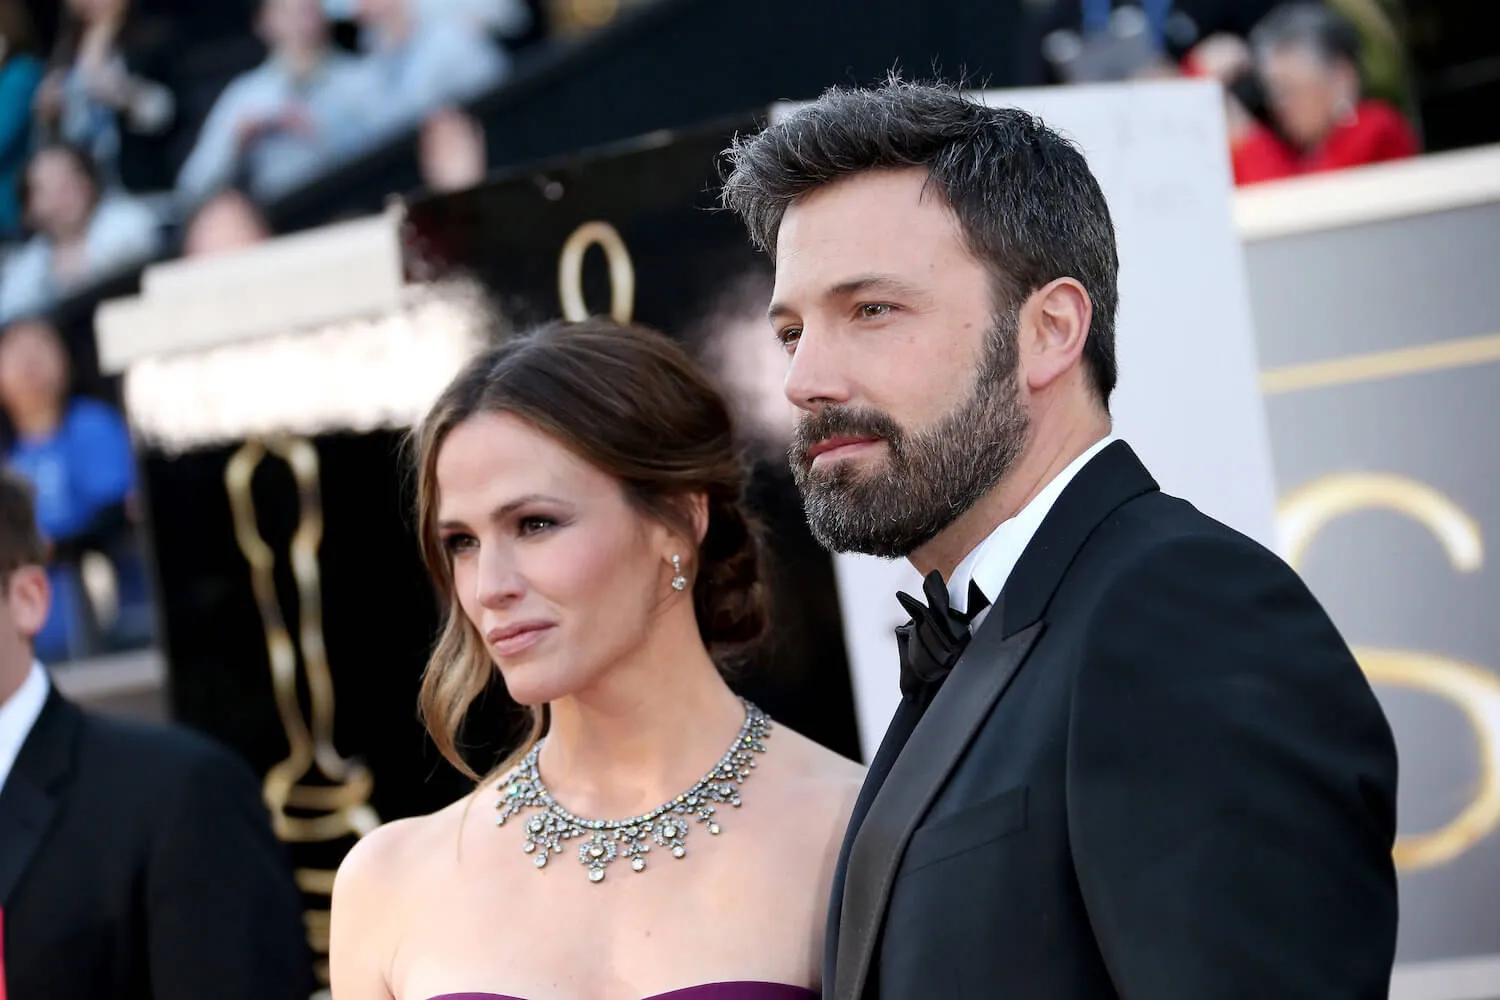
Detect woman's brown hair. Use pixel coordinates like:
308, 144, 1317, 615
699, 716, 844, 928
411, 317, 770, 781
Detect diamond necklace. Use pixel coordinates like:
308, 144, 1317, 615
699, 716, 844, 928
494, 699, 771, 883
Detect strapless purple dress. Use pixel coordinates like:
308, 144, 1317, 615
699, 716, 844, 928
429, 984, 817, 1000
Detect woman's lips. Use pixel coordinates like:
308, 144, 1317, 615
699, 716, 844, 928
486, 622, 555, 656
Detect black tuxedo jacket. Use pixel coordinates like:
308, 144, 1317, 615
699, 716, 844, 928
824, 442, 1398, 1000
0, 687, 313, 1000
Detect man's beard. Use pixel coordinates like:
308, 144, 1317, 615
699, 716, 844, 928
788, 317, 1030, 558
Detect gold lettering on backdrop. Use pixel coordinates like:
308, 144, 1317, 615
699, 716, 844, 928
558, 221, 635, 323
1279, 472, 1500, 870
225, 435, 380, 984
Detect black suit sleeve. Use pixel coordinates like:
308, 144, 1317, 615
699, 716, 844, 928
143, 741, 314, 1000
1067, 533, 1398, 998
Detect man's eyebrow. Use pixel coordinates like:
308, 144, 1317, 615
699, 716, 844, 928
768, 273, 927, 322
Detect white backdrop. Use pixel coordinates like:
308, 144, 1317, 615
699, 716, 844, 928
775, 80, 1281, 758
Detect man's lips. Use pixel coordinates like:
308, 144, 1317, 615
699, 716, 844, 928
807, 435, 883, 463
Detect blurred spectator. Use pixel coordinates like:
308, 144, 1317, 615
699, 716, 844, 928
176, 0, 373, 208
32, 0, 180, 193
0, 0, 44, 240
352, 0, 509, 140
1231, 3, 1418, 184
181, 186, 272, 256
418, 104, 485, 192
0, 143, 160, 321
0, 317, 149, 661
0, 468, 315, 1000
417, 0, 533, 39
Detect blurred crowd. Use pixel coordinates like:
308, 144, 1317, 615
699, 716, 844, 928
0, 0, 518, 325
0, 0, 520, 665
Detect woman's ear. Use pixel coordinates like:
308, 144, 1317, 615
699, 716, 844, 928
687, 492, 710, 547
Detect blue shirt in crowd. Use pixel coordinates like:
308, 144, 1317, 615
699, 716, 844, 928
7, 397, 144, 663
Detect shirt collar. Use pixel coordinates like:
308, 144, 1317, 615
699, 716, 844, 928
0, 660, 51, 793
948, 433, 1119, 617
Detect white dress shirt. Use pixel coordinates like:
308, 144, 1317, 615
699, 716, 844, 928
0, 661, 50, 794
948, 434, 1120, 629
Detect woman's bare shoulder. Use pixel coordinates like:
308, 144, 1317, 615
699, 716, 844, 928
765, 721, 866, 819
334, 792, 477, 901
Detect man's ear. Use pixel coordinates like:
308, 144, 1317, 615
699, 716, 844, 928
1017, 277, 1093, 393
7, 565, 50, 640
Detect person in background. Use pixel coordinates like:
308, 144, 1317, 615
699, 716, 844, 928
175, 0, 373, 209
0, 143, 160, 321
181, 186, 272, 257
417, 104, 486, 193
0, 467, 315, 1000
416, 0, 532, 39
351, 0, 508, 141
31, 0, 178, 193
0, 0, 44, 241
1217, 3, 1418, 184
0, 317, 148, 661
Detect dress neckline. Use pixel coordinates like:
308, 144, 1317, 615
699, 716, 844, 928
426, 981, 818, 1000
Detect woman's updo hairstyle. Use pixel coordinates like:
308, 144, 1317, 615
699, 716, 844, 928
411, 317, 770, 778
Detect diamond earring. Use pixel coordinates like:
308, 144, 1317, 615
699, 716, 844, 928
670, 554, 688, 592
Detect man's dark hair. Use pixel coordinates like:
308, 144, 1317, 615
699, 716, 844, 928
1251, 2, 1363, 68
720, 77, 1120, 406
0, 470, 46, 580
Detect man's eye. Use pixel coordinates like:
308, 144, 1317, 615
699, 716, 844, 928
777, 327, 802, 350
859, 303, 893, 319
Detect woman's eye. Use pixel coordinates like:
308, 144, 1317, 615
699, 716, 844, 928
518, 516, 557, 536
442, 533, 477, 555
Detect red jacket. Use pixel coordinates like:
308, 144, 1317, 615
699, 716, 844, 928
1232, 99, 1419, 185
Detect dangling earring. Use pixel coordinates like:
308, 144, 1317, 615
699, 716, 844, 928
670, 554, 688, 592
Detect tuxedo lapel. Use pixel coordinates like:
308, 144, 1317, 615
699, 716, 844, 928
831, 607, 1045, 1000
823, 697, 924, 988
0, 691, 78, 907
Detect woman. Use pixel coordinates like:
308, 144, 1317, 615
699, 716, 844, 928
33, 0, 178, 192
331, 317, 864, 1000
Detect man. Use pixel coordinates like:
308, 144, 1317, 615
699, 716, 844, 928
0, 470, 313, 998
176, 0, 374, 208
722, 80, 1398, 999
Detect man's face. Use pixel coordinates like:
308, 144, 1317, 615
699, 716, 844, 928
769, 168, 1030, 557
0, 565, 50, 688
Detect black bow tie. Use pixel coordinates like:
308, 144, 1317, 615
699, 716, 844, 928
895, 570, 991, 704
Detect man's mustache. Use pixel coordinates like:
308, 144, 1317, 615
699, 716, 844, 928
789, 406, 905, 467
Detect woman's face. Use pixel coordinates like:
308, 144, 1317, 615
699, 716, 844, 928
434, 411, 680, 706
0, 321, 68, 421
1262, 43, 1355, 149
